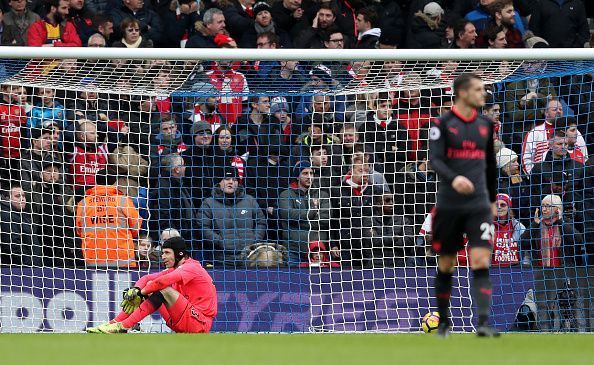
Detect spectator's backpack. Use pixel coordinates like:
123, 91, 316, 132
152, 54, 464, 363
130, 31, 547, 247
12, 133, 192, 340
240, 243, 288, 268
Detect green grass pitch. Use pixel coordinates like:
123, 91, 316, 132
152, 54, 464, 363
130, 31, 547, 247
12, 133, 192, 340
1, 333, 592, 365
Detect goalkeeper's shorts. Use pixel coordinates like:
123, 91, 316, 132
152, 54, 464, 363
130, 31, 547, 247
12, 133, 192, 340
162, 294, 213, 333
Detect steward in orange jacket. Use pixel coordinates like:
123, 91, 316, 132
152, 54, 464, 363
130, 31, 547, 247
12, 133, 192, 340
75, 185, 141, 267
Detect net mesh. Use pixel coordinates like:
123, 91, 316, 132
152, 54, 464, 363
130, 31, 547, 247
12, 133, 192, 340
0, 57, 592, 333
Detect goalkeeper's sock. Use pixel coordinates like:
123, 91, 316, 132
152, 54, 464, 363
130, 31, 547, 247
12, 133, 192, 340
472, 268, 492, 327
111, 311, 130, 324
121, 299, 156, 329
435, 269, 453, 324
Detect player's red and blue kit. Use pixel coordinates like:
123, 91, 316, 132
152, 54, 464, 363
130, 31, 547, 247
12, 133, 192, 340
135, 258, 217, 333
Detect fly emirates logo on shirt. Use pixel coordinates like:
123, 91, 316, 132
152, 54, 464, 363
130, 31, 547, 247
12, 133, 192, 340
447, 140, 486, 160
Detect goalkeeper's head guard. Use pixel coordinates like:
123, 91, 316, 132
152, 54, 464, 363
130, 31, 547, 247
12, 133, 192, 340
162, 237, 188, 263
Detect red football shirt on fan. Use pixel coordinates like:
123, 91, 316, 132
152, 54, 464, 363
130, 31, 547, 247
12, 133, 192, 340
0, 102, 26, 158
136, 258, 218, 318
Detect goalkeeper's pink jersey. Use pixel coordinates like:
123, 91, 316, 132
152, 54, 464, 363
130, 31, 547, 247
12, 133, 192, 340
135, 258, 217, 317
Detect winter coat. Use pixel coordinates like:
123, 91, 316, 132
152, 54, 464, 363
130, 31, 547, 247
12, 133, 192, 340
277, 182, 331, 262
497, 172, 532, 226
198, 185, 266, 265
69, 7, 95, 46
150, 175, 199, 246
27, 19, 82, 47
110, 5, 164, 45
529, 153, 584, 212
529, 0, 589, 48
359, 111, 408, 173
394, 162, 437, 228
521, 220, 583, 267
28, 103, 66, 129
30, 181, 77, 266
0, 201, 43, 266
2, 10, 40, 46
406, 11, 444, 49
184, 145, 216, 204
370, 212, 415, 267
221, 0, 254, 41
355, 28, 380, 49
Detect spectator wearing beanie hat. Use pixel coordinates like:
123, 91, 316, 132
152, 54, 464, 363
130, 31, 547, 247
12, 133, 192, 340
492, 193, 526, 267
198, 164, 266, 267
278, 160, 331, 264
496, 147, 531, 224
240, 2, 292, 48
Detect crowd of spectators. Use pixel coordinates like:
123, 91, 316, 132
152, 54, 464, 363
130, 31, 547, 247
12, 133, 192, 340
0, 0, 593, 276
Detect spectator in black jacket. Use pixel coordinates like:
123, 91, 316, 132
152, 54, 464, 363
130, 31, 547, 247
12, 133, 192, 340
239, 2, 292, 48
92, 14, 114, 45
406, 1, 445, 49
219, 0, 255, 42
371, 193, 415, 267
68, 0, 95, 46
0, 182, 43, 266
162, 0, 201, 47
447, 18, 477, 48
184, 121, 215, 205
294, 3, 338, 49
186, 7, 226, 48
150, 154, 200, 254
528, 0, 589, 48
355, 6, 380, 49
271, 0, 307, 37
110, 0, 164, 46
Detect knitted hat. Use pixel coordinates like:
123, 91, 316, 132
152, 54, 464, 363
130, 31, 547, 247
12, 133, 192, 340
309, 64, 334, 84
524, 31, 549, 49
496, 193, 512, 208
217, 165, 238, 181
253, 1, 272, 18
270, 96, 289, 115
293, 160, 312, 179
496, 147, 518, 168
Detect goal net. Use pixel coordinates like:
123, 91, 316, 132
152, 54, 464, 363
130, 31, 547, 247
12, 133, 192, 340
0, 49, 592, 333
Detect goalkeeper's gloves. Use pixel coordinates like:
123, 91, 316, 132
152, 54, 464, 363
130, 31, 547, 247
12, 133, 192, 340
121, 297, 142, 314
120, 287, 147, 314
123, 287, 146, 301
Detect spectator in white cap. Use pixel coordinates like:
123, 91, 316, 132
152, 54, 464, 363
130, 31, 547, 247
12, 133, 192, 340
496, 146, 531, 224
406, 2, 445, 49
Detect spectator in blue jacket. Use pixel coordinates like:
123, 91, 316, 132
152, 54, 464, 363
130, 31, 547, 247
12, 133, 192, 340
465, 0, 525, 35
28, 87, 66, 129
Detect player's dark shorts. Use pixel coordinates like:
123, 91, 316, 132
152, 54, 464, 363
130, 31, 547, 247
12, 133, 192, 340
432, 206, 493, 255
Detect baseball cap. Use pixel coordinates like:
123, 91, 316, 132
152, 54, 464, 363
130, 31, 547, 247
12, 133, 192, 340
270, 96, 289, 115
423, 2, 444, 18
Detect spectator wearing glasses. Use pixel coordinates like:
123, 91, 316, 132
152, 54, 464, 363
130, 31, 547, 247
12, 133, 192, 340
2, 0, 40, 46
112, 18, 153, 48
111, 0, 163, 46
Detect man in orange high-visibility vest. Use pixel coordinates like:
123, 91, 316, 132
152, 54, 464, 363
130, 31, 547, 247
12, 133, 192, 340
76, 185, 141, 267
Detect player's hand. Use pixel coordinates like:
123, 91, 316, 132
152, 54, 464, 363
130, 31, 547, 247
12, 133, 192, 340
123, 287, 145, 301
533, 208, 541, 225
451, 176, 475, 195
120, 297, 142, 314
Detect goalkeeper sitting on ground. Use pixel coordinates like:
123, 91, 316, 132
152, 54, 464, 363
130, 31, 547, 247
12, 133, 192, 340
87, 237, 217, 333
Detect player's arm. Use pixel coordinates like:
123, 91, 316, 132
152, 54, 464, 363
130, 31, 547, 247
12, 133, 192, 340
135, 268, 174, 289
428, 119, 457, 184
140, 269, 185, 296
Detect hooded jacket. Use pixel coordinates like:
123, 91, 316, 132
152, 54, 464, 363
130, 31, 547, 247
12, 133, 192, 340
406, 11, 444, 49
198, 185, 266, 265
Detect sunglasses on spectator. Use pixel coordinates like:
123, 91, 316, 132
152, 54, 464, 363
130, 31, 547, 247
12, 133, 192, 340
126, 28, 140, 33
328, 38, 344, 43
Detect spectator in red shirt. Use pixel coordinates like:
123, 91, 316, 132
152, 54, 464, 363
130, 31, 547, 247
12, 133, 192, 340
0, 84, 26, 174
68, 120, 108, 196
27, 0, 82, 47
492, 193, 526, 266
